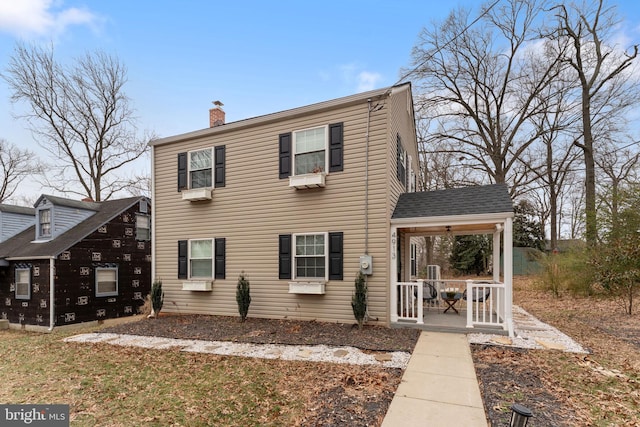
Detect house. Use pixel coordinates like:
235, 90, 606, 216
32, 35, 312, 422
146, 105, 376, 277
0, 204, 35, 244
0, 195, 152, 331
150, 82, 515, 334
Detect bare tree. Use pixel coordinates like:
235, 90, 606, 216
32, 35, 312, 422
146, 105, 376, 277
409, 0, 563, 197
523, 65, 582, 249
0, 138, 44, 203
596, 141, 640, 238
2, 43, 152, 201
551, 0, 639, 243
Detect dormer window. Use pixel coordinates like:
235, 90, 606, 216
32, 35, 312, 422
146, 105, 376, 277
39, 209, 51, 238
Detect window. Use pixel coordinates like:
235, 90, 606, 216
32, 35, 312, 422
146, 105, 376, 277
177, 146, 225, 192
136, 214, 150, 241
39, 209, 51, 238
294, 233, 327, 279
294, 126, 327, 175
178, 238, 225, 280
96, 267, 118, 297
279, 232, 343, 281
189, 148, 213, 189
139, 199, 148, 213
15, 268, 31, 300
279, 123, 342, 179
189, 239, 213, 278
396, 134, 406, 188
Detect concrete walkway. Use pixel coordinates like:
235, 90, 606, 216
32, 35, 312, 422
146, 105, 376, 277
382, 331, 487, 427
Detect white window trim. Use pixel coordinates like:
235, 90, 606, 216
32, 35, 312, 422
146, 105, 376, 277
292, 232, 328, 281
95, 266, 118, 297
136, 214, 151, 241
15, 267, 31, 300
188, 238, 214, 279
292, 125, 329, 176
187, 147, 214, 190
37, 207, 53, 240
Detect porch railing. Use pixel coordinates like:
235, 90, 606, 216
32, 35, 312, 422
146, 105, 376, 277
395, 279, 507, 331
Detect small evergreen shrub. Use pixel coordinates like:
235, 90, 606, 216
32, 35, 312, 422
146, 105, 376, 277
236, 272, 251, 322
149, 279, 164, 318
351, 271, 367, 329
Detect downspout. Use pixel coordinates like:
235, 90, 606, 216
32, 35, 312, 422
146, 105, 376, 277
48, 257, 55, 331
365, 99, 371, 255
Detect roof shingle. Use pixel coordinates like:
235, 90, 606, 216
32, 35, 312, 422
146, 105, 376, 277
392, 184, 513, 220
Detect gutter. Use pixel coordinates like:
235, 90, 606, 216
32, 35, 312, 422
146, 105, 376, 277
48, 257, 55, 332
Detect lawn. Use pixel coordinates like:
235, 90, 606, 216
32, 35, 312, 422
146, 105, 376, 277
0, 326, 399, 426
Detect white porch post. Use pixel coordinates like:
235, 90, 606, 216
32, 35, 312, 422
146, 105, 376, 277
504, 216, 514, 337
390, 226, 398, 322
493, 226, 501, 283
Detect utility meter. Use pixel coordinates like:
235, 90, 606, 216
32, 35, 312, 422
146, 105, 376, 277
359, 255, 373, 275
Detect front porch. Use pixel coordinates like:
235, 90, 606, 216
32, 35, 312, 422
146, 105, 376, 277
388, 185, 515, 337
392, 279, 509, 336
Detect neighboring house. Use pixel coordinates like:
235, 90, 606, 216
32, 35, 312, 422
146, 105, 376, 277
0, 195, 152, 330
0, 204, 35, 245
150, 83, 515, 332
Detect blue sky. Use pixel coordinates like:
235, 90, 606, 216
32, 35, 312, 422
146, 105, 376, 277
1, 0, 639, 201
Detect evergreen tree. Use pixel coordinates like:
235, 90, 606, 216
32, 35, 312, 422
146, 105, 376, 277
236, 272, 251, 322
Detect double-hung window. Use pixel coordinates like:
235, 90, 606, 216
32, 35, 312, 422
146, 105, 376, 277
39, 209, 51, 238
294, 233, 327, 280
189, 239, 213, 278
189, 148, 213, 189
15, 268, 31, 300
96, 267, 118, 297
136, 214, 150, 241
293, 126, 327, 175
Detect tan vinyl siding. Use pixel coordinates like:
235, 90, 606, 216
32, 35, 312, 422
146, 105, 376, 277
153, 85, 416, 325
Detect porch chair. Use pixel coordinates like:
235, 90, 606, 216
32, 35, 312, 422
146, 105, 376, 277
423, 280, 439, 310
462, 281, 492, 310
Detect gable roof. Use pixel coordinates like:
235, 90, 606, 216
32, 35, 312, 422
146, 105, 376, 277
150, 82, 412, 147
34, 194, 101, 211
392, 184, 513, 220
0, 204, 35, 216
0, 196, 146, 260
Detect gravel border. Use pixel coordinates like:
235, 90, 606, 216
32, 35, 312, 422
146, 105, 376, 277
468, 305, 588, 353
64, 333, 412, 369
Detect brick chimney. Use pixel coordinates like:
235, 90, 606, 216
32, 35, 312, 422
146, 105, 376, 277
209, 100, 225, 127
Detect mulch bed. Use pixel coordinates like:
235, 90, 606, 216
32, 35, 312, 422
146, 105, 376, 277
101, 314, 420, 352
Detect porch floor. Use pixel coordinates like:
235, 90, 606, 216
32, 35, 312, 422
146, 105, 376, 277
391, 306, 508, 336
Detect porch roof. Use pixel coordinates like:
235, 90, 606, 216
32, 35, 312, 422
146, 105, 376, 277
391, 184, 514, 234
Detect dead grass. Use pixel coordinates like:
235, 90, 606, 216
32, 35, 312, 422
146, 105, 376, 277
0, 326, 400, 426
473, 276, 640, 426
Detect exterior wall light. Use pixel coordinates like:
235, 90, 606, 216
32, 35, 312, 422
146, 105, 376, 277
509, 403, 533, 427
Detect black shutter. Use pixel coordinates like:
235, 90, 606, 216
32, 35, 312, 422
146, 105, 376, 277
177, 152, 187, 191
279, 133, 291, 179
328, 232, 343, 280
178, 240, 188, 279
278, 234, 292, 279
215, 238, 225, 279
214, 145, 225, 187
328, 122, 343, 172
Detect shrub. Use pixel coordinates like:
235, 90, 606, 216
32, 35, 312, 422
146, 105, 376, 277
236, 272, 251, 322
351, 271, 367, 329
148, 279, 164, 318
589, 237, 639, 315
535, 249, 593, 297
